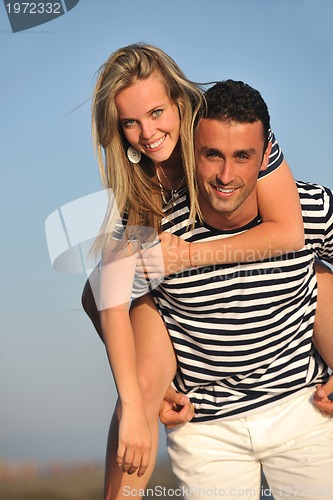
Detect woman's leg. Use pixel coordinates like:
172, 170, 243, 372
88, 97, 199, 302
104, 293, 177, 500
81, 271, 103, 340
313, 261, 333, 369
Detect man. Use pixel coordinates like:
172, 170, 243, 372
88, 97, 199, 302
82, 80, 333, 499
147, 80, 333, 499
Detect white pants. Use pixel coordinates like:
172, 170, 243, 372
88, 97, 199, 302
166, 390, 333, 499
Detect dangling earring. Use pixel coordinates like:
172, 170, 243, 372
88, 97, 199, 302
127, 146, 141, 164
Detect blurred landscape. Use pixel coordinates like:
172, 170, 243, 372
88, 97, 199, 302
0, 458, 273, 499
0, 459, 177, 500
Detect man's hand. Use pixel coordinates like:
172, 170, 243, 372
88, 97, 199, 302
312, 375, 333, 416
159, 387, 195, 428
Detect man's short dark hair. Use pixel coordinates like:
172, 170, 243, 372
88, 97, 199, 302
203, 80, 271, 150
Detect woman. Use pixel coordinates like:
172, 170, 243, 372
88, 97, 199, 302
83, 43, 332, 499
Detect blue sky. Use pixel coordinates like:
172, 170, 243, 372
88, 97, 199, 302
1, 0, 332, 465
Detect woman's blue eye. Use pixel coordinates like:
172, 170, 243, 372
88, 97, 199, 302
123, 119, 136, 127
152, 109, 162, 117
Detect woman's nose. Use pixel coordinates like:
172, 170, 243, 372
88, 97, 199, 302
140, 120, 156, 140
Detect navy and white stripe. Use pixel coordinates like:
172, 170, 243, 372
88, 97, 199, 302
152, 181, 333, 422
258, 129, 284, 179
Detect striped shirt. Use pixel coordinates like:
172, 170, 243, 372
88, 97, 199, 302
152, 181, 333, 422
259, 129, 283, 178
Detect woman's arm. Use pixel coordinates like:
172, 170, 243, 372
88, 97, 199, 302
101, 304, 151, 478
159, 160, 304, 273
193, 159, 304, 265
99, 249, 151, 478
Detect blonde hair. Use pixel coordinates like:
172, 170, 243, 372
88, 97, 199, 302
92, 43, 203, 249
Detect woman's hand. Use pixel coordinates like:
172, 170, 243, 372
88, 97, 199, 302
137, 232, 190, 280
118, 407, 152, 477
158, 233, 191, 275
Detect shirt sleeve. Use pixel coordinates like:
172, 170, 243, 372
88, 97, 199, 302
258, 129, 284, 180
317, 186, 333, 264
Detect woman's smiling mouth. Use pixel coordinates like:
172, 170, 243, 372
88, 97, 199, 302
144, 135, 166, 150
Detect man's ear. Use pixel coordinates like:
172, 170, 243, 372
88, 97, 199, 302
260, 141, 272, 172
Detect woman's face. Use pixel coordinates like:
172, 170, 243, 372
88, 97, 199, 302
115, 71, 181, 165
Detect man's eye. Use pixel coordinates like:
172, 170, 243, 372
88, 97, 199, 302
206, 152, 219, 159
236, 154, 249, 160
152, 109, 162, 117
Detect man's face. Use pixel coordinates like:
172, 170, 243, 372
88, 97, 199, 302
195, 118, 272, 230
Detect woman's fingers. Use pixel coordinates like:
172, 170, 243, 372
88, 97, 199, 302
117, 443, 151, 476
137, 450, 150, 477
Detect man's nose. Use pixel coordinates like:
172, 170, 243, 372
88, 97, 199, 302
217, 160, 234, 185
